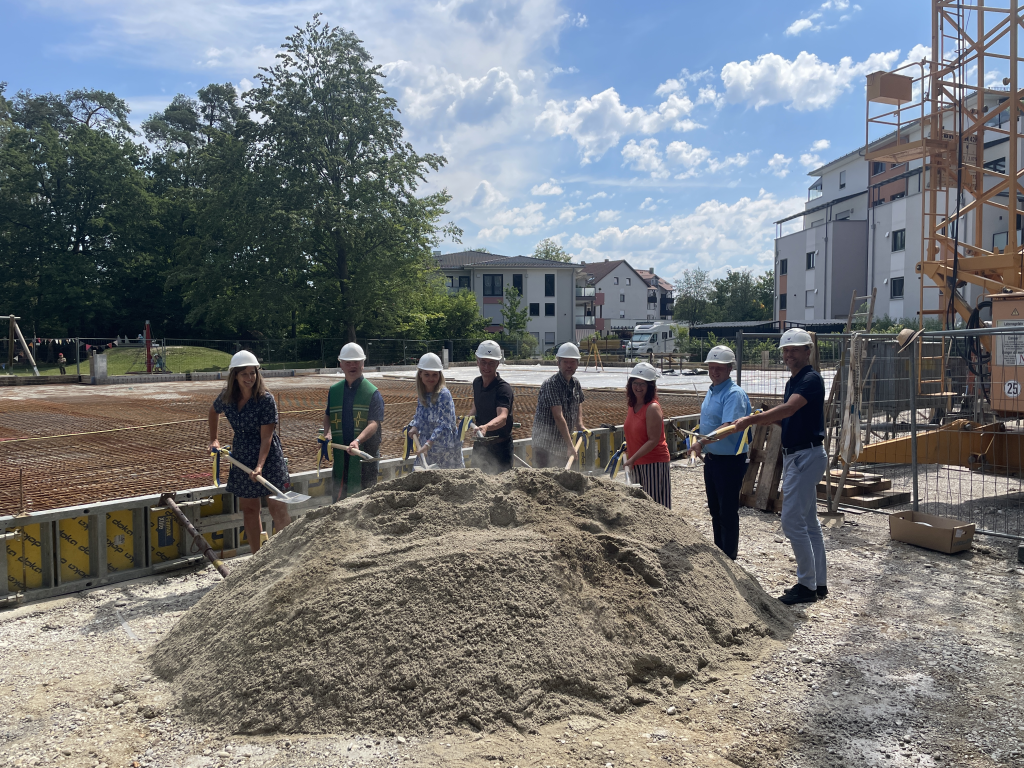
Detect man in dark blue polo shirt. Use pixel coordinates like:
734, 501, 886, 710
732, 328, 828, 605
469, 340, 515, 473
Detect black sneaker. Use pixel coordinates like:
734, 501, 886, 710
779, 584, 818, 605
783, 583, 828, 599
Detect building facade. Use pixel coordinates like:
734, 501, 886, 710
575, 259, 672, 337
435, 250, 577, 353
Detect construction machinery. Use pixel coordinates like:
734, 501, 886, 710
865, 0, 1024, 416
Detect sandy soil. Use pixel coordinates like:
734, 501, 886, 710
1, 466, 1022, 768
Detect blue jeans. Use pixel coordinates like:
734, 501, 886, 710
781, 445, 828, 590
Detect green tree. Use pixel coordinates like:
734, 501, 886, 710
673, 267, 714, 326
0, 85, 156, 337
708, 269, 773, 322
533, 238, 572, 262
500, 283, 529, 338
244, 16, 461, 341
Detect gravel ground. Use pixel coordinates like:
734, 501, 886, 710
1, 466, 1022, 768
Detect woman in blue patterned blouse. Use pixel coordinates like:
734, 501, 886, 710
407, 353, 465, 469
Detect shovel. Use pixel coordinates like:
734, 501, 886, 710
564, 434, 585, 471
215, 449, 311, 504
412, 435, 438, 471
328, 442, 376, 461
513, 454, 532, 469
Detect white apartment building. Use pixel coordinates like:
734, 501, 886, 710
575, 260, 671, 338
775, 91, 1010, 325
435, 250, 578, 352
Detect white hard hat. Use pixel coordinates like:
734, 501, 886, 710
779, 328, 814, 349
628, 362, 659, 381
229, 350, 260, 370
556, 342, 581, 359
704, 345, 736, 365
338, 342, 366, 361
475, 340, 503, 360
417, 352, 444, 371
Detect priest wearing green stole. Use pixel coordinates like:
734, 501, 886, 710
323, 343, 385, 501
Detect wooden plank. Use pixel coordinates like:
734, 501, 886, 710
739, 424, 783, 511
843, 491, 912, 509
818, 478, 892, 493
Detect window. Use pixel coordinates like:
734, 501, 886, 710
483, 274, 503, 296
806, 251, 816, 270
890, 277, 905, 299
445, 276, 454, 288
779, 293, 788, 310
512, 274, 523, 295
984, 157, 1006, 174
613, 277, 619, 285
835, 209, 852, 220
545, 303, 555, 316
529, 303, 540, 316
892, 228, 906, 252
458, 275, 470, 290
872, 161, 886, 175
994, 231, 1009, 251
809, 182, 822, 201
805, 290, 815, 308
544, 332, 556, 344
544, 274, 555, 296
890, 191, 906, 201
779, 258, 788, 276
619, 310, 626, 318
626, 277, 631, 285
839, 170, 846, 189
619, 293, 626, 302
661, 332, 668, 340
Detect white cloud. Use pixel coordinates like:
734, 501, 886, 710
567, 190, 803, 275
766, 153, 792, 178
696, 85, 725, 109
471, 180, 509, 208
800, 153, 822, 168
382, 62, 526, 124
552, 66, 579, 74
572, 13, 588, 28
518, 69, 536, 81
594, 209, 621, 222
785, 17, 818, 37
621, 138, 669, 179
531, 179, 564, 195
822, 0, 850, 9
639, 197, 657, 211
721, 49, 902, 111
706, 153, 751, 173
556, 202, 590, 223
810, 139, 830, 152
666, 140, 712, 171
536, 87, 701, 163
478, 225, 511, 241
484, 202, 548, 236
587, 191, 609, 200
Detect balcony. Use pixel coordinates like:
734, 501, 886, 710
575, 316, 596, 326
576, 287, 596, 297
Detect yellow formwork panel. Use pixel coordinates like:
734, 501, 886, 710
200, 494, 227, 551
306, 477, 329, 497
151, 509, 180, 564
6, 523, 45, 591
105, 509, 137, 573
59, 516, 91, 583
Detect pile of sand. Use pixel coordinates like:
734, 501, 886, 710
152, 469, 791, 735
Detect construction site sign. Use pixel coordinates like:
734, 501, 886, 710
997, 319, 1024, 367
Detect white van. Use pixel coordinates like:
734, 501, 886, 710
626, 322, 677, 355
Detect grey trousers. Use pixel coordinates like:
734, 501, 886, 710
781, 445, 828, 589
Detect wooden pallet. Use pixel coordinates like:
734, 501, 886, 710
740, 424, 783, 512
815, 469, 907, 508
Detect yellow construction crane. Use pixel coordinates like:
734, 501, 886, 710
865, 0, 1024, 413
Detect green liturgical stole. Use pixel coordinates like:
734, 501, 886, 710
327, 377, 378, 492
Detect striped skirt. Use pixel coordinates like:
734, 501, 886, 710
631, 461, 672, 509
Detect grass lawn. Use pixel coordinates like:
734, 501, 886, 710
1, 345, 235, 376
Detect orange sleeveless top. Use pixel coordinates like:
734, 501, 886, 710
624, 399, 670, 465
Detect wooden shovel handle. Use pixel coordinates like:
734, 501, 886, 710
218, 451, 287, 498
565, 436, 584, 471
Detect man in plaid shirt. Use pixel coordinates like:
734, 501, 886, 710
532, 342, 587, 467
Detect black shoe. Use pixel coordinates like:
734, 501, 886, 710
779, 584, 818, 605
783, 583, 828, 599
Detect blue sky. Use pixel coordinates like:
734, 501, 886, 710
2, 1, 929, 280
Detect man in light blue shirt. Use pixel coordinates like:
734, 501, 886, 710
691, 345, 751, 559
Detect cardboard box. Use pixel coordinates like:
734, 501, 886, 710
866, 71, 913, 105
889, 510, 975, 554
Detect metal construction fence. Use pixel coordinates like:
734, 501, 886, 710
1, 337, 537, 377
826, 327, 1024, 540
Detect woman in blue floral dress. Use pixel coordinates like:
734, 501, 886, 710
408, 353, 465, 469
207, 351, 291, 553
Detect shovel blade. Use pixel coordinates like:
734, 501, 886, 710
271, 491, 312, 505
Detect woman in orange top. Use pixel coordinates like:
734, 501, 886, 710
623, 362, 671, 508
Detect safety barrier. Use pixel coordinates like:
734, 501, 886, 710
1, 415, 699, 606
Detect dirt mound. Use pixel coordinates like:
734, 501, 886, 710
151, 469, 792, 735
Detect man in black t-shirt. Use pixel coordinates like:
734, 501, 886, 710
733, 328, 828, 606
469, 340, 515, 474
